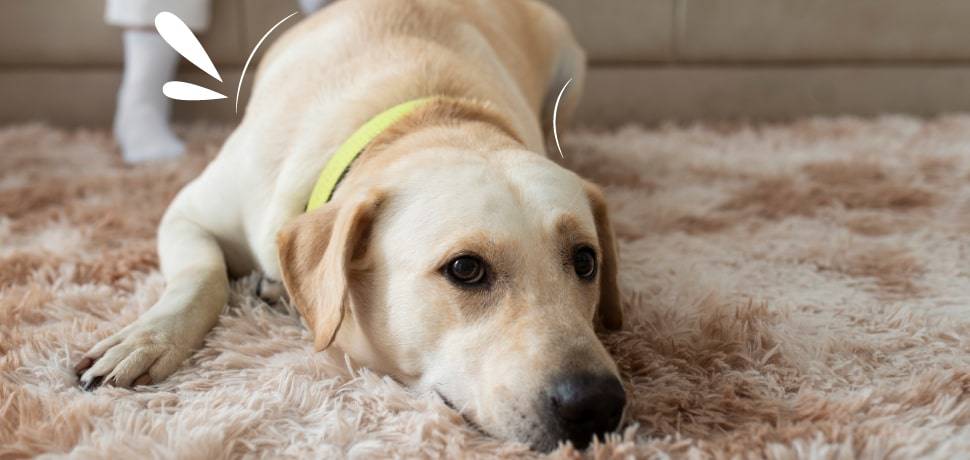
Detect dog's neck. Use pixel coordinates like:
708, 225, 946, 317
333, 97, 530, 195
366, 97, 526, 153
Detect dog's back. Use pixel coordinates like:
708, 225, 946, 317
249, 0, 572, 152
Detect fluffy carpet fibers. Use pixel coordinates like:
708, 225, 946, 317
2, 117, 970, 459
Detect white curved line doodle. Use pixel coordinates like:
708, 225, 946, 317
235, 12, 300, 114
552, 78, 573, 159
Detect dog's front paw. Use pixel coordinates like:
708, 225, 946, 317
257, 276, 285, 303
74, 316, 197, 390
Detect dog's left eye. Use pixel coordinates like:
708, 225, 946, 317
573, 247, 597, 280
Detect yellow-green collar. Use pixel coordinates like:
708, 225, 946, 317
305, 97, 435, 211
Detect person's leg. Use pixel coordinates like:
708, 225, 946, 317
106, 0, 211, 163
114, 30, 185, 163
297, 0, 330, 15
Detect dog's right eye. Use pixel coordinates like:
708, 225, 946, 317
444, 255, 487, 286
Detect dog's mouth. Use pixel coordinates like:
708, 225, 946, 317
434, 388, 559, 451
434, 389, 496, 439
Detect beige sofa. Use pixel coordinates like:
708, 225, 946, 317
3, 0, 970, 127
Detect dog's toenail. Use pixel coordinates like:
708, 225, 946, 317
74, 357, 94, 376
133, 374, 152, 386
81, 375, 104, 391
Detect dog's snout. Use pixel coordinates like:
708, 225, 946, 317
547, 373, 626, 449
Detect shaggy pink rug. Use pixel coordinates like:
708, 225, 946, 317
2, 117, 970, 458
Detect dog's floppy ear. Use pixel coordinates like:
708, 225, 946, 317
584, 182, 623, 331
277, 190, 385, 350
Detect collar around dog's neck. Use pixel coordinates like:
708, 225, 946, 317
305, 97, 436, 212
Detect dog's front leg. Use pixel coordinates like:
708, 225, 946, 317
75, 209, 229, 389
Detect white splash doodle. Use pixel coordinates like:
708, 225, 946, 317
161, 81, 228, 101
154, 11, 298, 107
155, 12, 226, 100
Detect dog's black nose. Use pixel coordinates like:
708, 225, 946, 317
548, 373, 626, 449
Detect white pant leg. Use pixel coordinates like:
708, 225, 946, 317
106, 0, 211, 31
297, 0, 331, 14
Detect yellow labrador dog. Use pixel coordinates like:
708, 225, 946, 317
76, 0, 625, 451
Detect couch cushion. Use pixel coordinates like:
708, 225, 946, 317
240, 0, 672, 64
581, 65, 970, 125
680, 0, 970, 61
544, 0, 674, 62
0, 0, 246, 65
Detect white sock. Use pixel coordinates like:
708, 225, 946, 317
298, 0, 330, 15
114, 30, 185, 164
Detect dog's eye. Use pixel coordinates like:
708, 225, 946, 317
445, 255, 487, 285
573, 247, 597, 280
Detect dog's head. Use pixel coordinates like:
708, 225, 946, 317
277, 145, 624, 451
